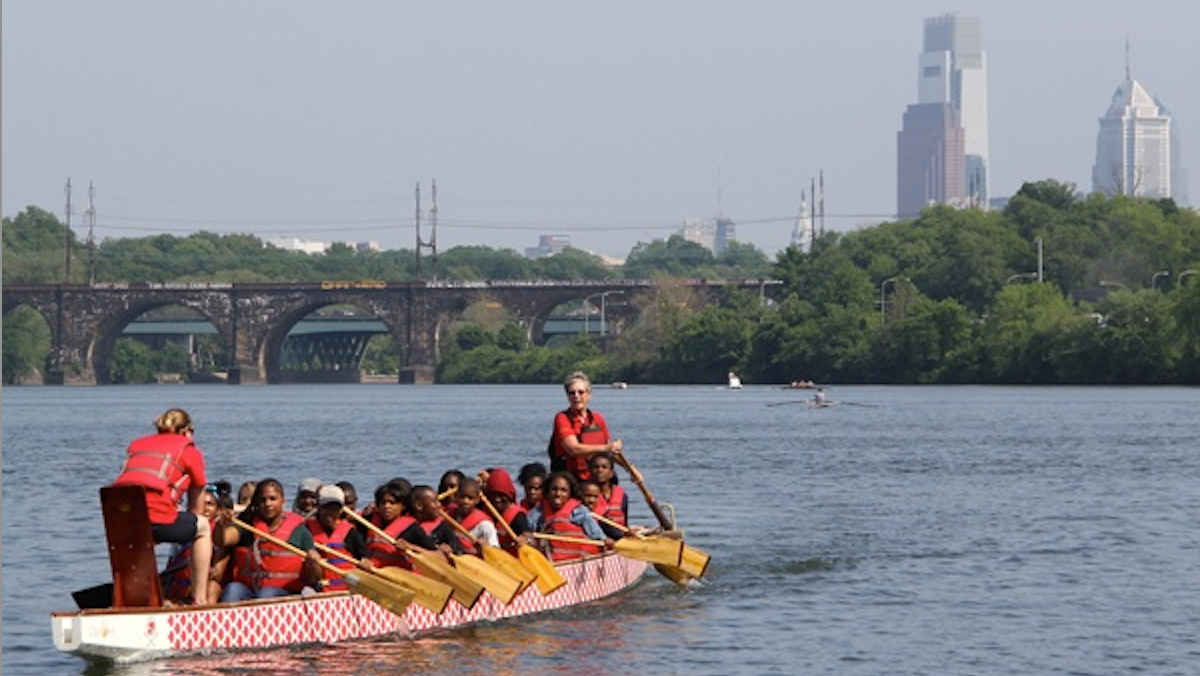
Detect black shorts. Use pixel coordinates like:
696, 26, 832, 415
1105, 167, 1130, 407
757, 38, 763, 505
152, 511, 199, 544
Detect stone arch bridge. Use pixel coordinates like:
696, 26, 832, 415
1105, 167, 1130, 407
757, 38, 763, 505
2, 279, 780, 384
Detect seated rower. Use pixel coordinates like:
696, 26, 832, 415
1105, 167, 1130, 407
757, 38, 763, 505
409, 485, 464, 557
450, 478, 499, 555
588, 453, 629, 529
579, 479, 624, 540
306, 484, 366, 592
163, 481, 239, 604
482, 467, 532, 555
438, 470, 465, 509
293, 478, 322, 520
221, 478, 319, 602
336, 481, 359, 513
527, 471, 613, 561
364, 482, 426, 570
517, 462, 547, 511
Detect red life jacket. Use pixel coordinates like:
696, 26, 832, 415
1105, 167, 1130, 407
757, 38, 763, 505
550, 409, 609, 480
113, 434, 194, 519
493, 503, 526, 555
541, 498, 599, 561
308, 518, 355, 591
454, 508, 490, 553
365, 514, 416, 569
234, 512, 306, 592
599, 485, 627, 527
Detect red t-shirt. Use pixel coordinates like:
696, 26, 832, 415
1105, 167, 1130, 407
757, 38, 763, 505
551, 409, 611, 481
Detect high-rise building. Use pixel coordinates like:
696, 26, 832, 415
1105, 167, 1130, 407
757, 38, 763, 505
1092, 69, 1187, 205
897, 13, 989, 218
897, 103, 966, 218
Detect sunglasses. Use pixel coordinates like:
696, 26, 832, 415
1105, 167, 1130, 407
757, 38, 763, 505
567, 389, 588, 396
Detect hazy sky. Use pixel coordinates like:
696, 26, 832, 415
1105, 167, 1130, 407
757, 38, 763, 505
4, 1, 1197, 259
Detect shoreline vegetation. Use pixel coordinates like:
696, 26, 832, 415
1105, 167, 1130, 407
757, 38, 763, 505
5, 180, 1200, 386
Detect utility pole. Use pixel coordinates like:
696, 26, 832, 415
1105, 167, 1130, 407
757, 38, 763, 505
810, 177, 817, 252
86, 181, 97, 285
819, 170, 826, 239
429, 179, 439, 283
414, 182, 422, 280
414, 180, 439, 282
64, 178, 76, 283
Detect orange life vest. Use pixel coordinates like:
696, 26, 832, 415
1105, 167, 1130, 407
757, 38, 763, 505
308, 518, 355, 591
454, 508, 490, 553
599, 485, 627, 527
113, 434, 193, 514
365, 514, 416, 569
492, 503, 526, 555
541, 498, 599, 561
234, 512, 306, 592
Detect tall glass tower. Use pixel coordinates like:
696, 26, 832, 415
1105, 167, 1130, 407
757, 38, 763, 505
898, 13, 989, 217
1092, 72, 1186, 204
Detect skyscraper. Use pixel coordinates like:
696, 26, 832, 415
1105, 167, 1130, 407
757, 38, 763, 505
897, 13, 989, 218
1092, 67, 1187, 205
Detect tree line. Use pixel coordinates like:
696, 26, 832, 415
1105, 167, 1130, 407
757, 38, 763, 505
5, 179, 1200, 385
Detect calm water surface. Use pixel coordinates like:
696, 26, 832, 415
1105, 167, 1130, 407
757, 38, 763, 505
4, 384, 1199, 676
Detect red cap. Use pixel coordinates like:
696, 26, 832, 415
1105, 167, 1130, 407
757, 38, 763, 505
485, 467, 517, 501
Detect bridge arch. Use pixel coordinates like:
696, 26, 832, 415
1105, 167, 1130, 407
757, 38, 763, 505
260, 298, 405, 384
92, 300, 233, 385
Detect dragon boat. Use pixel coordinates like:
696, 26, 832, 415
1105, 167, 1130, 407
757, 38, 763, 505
51, 485, 649, 663
52, 551, 647, 663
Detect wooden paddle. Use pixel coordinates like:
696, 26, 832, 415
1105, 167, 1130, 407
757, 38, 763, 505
593, 512, 710, 579
310, 541, 452, 614
341, 507, 484, 609
231, 518, 414, 617
431, 509, 523, 604
613, 455, 676, 531
528, 531, 683, 566
437, 507, 537, 594
478, 493, 566, 595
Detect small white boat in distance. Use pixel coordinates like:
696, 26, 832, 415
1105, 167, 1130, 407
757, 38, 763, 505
611, 381, 629, 389
728, 371, 743, 389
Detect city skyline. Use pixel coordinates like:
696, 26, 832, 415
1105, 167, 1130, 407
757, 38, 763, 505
4, 2, 1198, 259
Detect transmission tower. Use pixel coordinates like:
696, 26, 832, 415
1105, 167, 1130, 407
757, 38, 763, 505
85, 181, 97, 285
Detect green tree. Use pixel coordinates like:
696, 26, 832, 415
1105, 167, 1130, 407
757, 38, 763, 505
533, 248, 613, 280
622, 236, 715, 279
2, 305, 51, 384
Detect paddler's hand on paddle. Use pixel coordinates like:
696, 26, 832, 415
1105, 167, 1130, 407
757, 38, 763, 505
608, 439, 624, 457
603, 538, 616, 551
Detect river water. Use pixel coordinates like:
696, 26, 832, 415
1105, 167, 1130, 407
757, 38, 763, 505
3, 384, 1199, 676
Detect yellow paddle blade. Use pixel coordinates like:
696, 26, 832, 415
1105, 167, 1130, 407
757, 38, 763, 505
614, 535, 684, 566
343, 571, 416, 617
652, 563, 695, 588
373, 566, 453, 615
452, 554, 522, 604
679, 544, 711, 578
481, 544, 537, 590
412, 552, 484, 609
519, 544, 567, 595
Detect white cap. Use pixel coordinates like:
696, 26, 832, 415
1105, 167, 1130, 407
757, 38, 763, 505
317, 484, 345, 506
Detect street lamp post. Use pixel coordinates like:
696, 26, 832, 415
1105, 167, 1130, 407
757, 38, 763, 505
1099, 280, 1129, 292
1179, 270, 1198, 287
583, 290, 624, 337
880, 276, 907, 324
1151, 270, 1170, 291
599, 290, 624, 337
